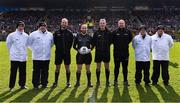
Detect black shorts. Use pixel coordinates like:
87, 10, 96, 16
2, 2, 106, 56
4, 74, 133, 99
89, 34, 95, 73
76, 53, 92, 65
95, 52, 110, 63
55, 52, 71, 65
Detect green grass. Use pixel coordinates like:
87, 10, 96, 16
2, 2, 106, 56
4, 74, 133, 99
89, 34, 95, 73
0, 42, 180, 102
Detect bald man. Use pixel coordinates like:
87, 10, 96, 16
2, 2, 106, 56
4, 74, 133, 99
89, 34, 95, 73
52, 18, 74, 88
112, 19, 133, 86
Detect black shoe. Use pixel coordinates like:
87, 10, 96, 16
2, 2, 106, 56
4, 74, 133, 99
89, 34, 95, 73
34, 87, 39, 90
74, 82, 80, 87
20, 86, 28, 89
145, 83, 150, 87
51, 82, 57, 88
164, 82, 169, 86
152, 82, 157, 85
88, 83, 93, 88
41, 85, 48, 88
113, 81, 118, 87
66, 83, 71, 88
136, 82, 140, 86
9, 88, 14, 92
124, 81, 130, 86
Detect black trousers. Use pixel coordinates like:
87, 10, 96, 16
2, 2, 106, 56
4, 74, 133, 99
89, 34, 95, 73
114, 58, 129, 82
151, 60, 169, 84
135, 61, 150, 84
9, 61, 26, 88
32, 60, 50, 87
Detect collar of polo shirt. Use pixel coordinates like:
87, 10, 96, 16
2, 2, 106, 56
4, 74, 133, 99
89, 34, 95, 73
155, 32, 165, 38
16, 29, 24, 35
139, 33, 148, 38
38, 29, 47, 34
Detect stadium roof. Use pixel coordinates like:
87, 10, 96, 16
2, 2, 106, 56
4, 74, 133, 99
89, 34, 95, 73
0, 0, 180, 9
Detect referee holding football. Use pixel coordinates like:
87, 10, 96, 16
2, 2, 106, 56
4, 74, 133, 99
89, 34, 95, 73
73, 24, 94, 87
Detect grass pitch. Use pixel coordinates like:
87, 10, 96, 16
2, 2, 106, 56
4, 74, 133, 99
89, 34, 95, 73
0, 42, 180, 102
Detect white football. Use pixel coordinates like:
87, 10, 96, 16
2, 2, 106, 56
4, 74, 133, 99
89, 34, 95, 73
79, 46, 89, 55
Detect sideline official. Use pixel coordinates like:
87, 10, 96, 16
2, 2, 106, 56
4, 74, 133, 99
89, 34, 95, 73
28, 22, 54, 89
132, 25, 151, 86
151, 25, 173, 85
6, 21, 29, 91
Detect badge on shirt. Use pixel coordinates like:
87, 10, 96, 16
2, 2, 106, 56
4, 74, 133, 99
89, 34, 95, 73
136, 40, 142, 45
124, 33, 128, 36
57, 34, 61, 36
116, 33, 120, 35
37, 37, 41, 39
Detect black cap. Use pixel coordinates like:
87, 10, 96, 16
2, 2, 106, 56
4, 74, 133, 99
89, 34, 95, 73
139, 25, 146, 30
38, 22, 47, 27
16, 21, 25, 28
157, 25, 164, 30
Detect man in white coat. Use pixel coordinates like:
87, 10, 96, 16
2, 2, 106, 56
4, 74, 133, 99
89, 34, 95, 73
28, 22, 54, 89
132, 25, 151, 86
151, 25, 173, 85
6, 21, 29, 91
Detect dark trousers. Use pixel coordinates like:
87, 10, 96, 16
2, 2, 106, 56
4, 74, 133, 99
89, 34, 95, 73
114, 59, 128, 82
135, 61, 150, 84
32, 60, 50, 87
151, 60, 169, 84
9, 61, 26, 88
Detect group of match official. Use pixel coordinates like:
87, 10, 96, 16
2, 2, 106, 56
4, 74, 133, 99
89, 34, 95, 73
6, 18, 173, 92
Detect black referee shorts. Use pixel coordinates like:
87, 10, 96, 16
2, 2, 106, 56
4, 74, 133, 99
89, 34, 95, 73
55, 52, 71, 65
76, 53, 92, 65
95, 52, 110, 63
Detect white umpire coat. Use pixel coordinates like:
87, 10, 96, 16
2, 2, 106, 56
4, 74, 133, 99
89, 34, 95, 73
6, 29, 29, 62
132, 33, 152, 62
151, 32, 173, 61
28, 30, 54, 61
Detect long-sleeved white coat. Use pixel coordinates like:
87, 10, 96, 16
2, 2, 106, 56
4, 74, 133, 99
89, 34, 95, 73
132, 33, 152, 61
28, 30, 54, 60
6, 30, 29, 61
151, 33, 173, 61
